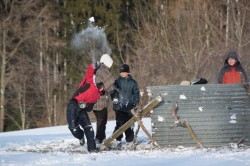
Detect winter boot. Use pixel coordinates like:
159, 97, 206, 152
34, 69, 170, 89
87, 139, 98, 152
125, 129, 134, 142
89, 148, 99, 153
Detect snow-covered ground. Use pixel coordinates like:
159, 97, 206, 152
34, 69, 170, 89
0, 118, 249, 166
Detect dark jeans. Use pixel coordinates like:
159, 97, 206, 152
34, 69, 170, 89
113, 111, 134, 142
93, 107, 108, 143
66, 100, 96, 151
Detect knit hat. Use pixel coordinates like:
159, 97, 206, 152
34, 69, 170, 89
119, 64, 130, 73
100, 54, 113, 68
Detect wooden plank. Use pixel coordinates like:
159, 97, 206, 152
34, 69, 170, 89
99, 96, 162, 151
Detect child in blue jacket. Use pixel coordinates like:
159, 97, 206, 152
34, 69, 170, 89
112, 64, 140, 142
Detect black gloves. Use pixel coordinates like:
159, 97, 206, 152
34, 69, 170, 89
96, 82, 105, 95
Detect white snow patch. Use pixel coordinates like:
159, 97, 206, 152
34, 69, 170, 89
158, 116, 165, 122
229, 113, 237, 123
229, 120, 237, 123
200, 86, 206, 91
89, 16, 95, 22
179, 95, 187, 99
230, 113, 237, 119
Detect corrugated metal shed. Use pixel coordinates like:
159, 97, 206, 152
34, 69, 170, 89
147, 83, 250, 148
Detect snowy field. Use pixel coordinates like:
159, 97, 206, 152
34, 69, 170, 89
0, 117, 250, 166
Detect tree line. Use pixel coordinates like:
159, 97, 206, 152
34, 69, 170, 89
1, 0, 250, 132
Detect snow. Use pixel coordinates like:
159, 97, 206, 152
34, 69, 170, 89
0, 118, 250, 166
157, 116, 165, 122
89, 17, 95, 23
200, 86, 206, 91
179, 94, 187, 99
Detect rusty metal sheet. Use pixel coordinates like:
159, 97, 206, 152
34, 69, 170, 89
147, 83, 250, 148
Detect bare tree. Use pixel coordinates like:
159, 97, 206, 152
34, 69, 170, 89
0, 0, 65, 131
131, 1, 214, 86
0, 20, 7, 132
130, 0, 250, 88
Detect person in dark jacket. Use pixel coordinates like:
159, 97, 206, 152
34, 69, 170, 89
218, 51, 249, 84
112, 64, 140, 142
93, 57, 115, 144
66, 54, 114, 152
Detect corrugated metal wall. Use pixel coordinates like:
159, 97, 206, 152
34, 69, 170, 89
147, 83, 250, 148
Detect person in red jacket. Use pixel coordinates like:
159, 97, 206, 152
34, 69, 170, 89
218, 51, 249, 84
66, 54, 114, 153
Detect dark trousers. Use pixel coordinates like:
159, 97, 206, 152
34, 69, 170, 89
113, 111, 134, 142
66, 100, 96, 151
93, 107, 107, 143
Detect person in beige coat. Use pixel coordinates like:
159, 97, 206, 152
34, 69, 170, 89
93, 54, 115, 144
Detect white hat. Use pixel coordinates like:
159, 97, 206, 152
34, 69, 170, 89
100, 54, 113, 68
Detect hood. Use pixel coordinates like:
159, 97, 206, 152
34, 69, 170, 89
224, 51, 240, 65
